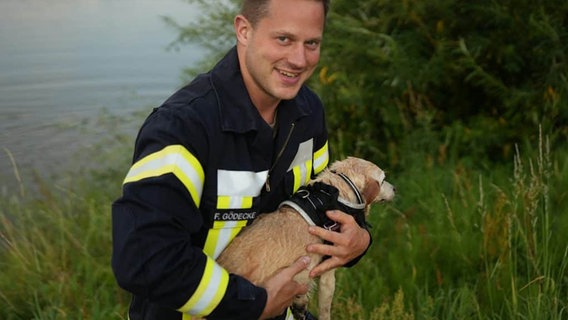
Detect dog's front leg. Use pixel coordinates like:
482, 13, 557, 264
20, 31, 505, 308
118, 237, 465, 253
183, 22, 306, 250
318, 270, 336, 320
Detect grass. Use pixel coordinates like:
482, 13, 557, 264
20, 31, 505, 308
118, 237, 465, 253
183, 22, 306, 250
0, 175, 128, 319
1, 125, 567, 319
331, 132, 568, 319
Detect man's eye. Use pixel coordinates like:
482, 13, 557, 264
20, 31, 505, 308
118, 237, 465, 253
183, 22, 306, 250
277, 36, 289, 43
306, 40, 320, 49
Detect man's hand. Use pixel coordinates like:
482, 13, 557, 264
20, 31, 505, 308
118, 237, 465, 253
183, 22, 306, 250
306, 210, 371, 278
259, 256, 311, 319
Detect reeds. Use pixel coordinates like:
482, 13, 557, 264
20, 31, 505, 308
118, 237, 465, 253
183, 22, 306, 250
332, 129, 568, 319
0, 129, 566, 319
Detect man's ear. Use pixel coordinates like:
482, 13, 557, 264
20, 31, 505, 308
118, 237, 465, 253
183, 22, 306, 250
234, 15, 252, 45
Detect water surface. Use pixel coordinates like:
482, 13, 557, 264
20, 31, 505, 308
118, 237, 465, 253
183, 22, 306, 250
0, 0, 205, 186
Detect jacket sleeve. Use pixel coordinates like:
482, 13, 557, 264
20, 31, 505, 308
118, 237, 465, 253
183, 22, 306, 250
111, 107, 266, 319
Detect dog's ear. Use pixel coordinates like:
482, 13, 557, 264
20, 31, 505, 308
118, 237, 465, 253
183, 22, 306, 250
362, 178, 380, 206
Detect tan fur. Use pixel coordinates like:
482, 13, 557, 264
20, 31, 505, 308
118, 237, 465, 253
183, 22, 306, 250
217, 157, 396, 319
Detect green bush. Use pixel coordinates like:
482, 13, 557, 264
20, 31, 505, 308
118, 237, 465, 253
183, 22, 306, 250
331, 131, 568, 319
168, 0, 567, 168
315, 0, 568, 167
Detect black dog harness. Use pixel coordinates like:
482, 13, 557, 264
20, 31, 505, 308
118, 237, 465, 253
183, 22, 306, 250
279, 172, 369, 232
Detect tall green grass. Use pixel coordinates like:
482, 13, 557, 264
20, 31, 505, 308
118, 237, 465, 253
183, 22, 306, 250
1, 126, 566, 319
0, 110, 135, 320
0, 174, 128, 319
332, 131, 568, 319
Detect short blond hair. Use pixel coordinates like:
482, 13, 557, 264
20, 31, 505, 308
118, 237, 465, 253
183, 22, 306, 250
240, 0, 330, 26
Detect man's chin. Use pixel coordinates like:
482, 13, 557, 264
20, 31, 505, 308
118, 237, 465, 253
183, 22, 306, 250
273, 87, 302, 101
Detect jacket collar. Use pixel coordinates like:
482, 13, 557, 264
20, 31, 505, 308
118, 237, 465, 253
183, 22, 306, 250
209, 46, 312, 133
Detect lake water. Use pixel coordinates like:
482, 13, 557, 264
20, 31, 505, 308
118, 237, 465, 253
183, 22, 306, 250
0, 0, 206, 187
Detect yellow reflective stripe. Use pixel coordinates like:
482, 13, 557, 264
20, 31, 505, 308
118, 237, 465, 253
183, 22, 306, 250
292, 159, 312, 193
203, 231, 218, 258
213, 220, 248, 229
217, 196, 231, 209
304, 159, 313, 185
203, 196, 253, 259
205, 169, 262, 259
123, 145, 204, 206
206, 221, 246, 258
293, 166, 302, 193
241, 196, 253, 208
313, 141, 329, 174
205, 194, 251, 258
178, 256, 229, 317
286, 307, 295, 320
204, 220, 248, 258
216, 196, 254, 210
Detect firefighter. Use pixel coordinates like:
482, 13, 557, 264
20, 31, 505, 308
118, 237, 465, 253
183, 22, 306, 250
111, 0, 371, 319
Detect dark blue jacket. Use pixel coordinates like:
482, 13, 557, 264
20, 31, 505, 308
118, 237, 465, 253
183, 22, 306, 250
112, 47, 330, 320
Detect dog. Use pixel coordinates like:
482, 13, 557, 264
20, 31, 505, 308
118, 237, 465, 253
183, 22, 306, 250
216, 157, 396, 320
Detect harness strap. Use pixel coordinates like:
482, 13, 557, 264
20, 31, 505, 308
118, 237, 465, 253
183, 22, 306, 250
333, 171, 364, 205
279, 173, 368, 232
279, 200, 316, 226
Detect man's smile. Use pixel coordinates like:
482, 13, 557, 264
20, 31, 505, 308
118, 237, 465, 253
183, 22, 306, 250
277, 69, 300, 78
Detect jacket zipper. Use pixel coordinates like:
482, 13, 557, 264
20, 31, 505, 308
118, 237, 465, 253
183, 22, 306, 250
265, 122, 296, 192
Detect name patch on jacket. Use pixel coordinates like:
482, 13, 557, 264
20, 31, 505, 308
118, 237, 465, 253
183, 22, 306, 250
213, 210, 257, 221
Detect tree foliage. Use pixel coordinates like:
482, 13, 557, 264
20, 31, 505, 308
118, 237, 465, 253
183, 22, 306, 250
315, 0, 567, 167
167, 0, 568, 168
163, 0, 240, 77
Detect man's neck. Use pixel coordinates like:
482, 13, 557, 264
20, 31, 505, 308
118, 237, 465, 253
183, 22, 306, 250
253, 98, 279, 125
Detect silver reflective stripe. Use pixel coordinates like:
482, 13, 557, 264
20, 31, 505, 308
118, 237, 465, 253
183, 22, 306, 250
313, 141, 329, 174
212, 220, 238, 258
217, 169, 268, 196
123, 145, 204, 206
177, 256, 229, 316
279, 200, 316, 226
289, 139, 315, 192
226, 196, 245, 208
288, 139, 314, 171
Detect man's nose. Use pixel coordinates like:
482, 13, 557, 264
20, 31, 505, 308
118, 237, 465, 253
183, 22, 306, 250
287, 44, 307, 69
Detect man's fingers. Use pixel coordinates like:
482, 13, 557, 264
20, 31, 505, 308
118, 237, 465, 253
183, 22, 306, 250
305, 243, 345, 278
305, 209, 371, 279
295, 282, 310, 296
260, 256, 311, 319
284, 256, 311, 277
283, 256, 311, 295
309, 257, 337, 278
325, 210, 354, 224
308, 225, 342, 244
306, 242, 339, 257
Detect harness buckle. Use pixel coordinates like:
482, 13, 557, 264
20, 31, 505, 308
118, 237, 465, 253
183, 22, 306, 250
323, 221, 340, 232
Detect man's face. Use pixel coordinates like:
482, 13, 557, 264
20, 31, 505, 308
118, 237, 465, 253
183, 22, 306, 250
239, 0, 325, 106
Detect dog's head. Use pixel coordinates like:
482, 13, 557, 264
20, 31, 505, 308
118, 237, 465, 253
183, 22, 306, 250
323, 156, 395, 212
